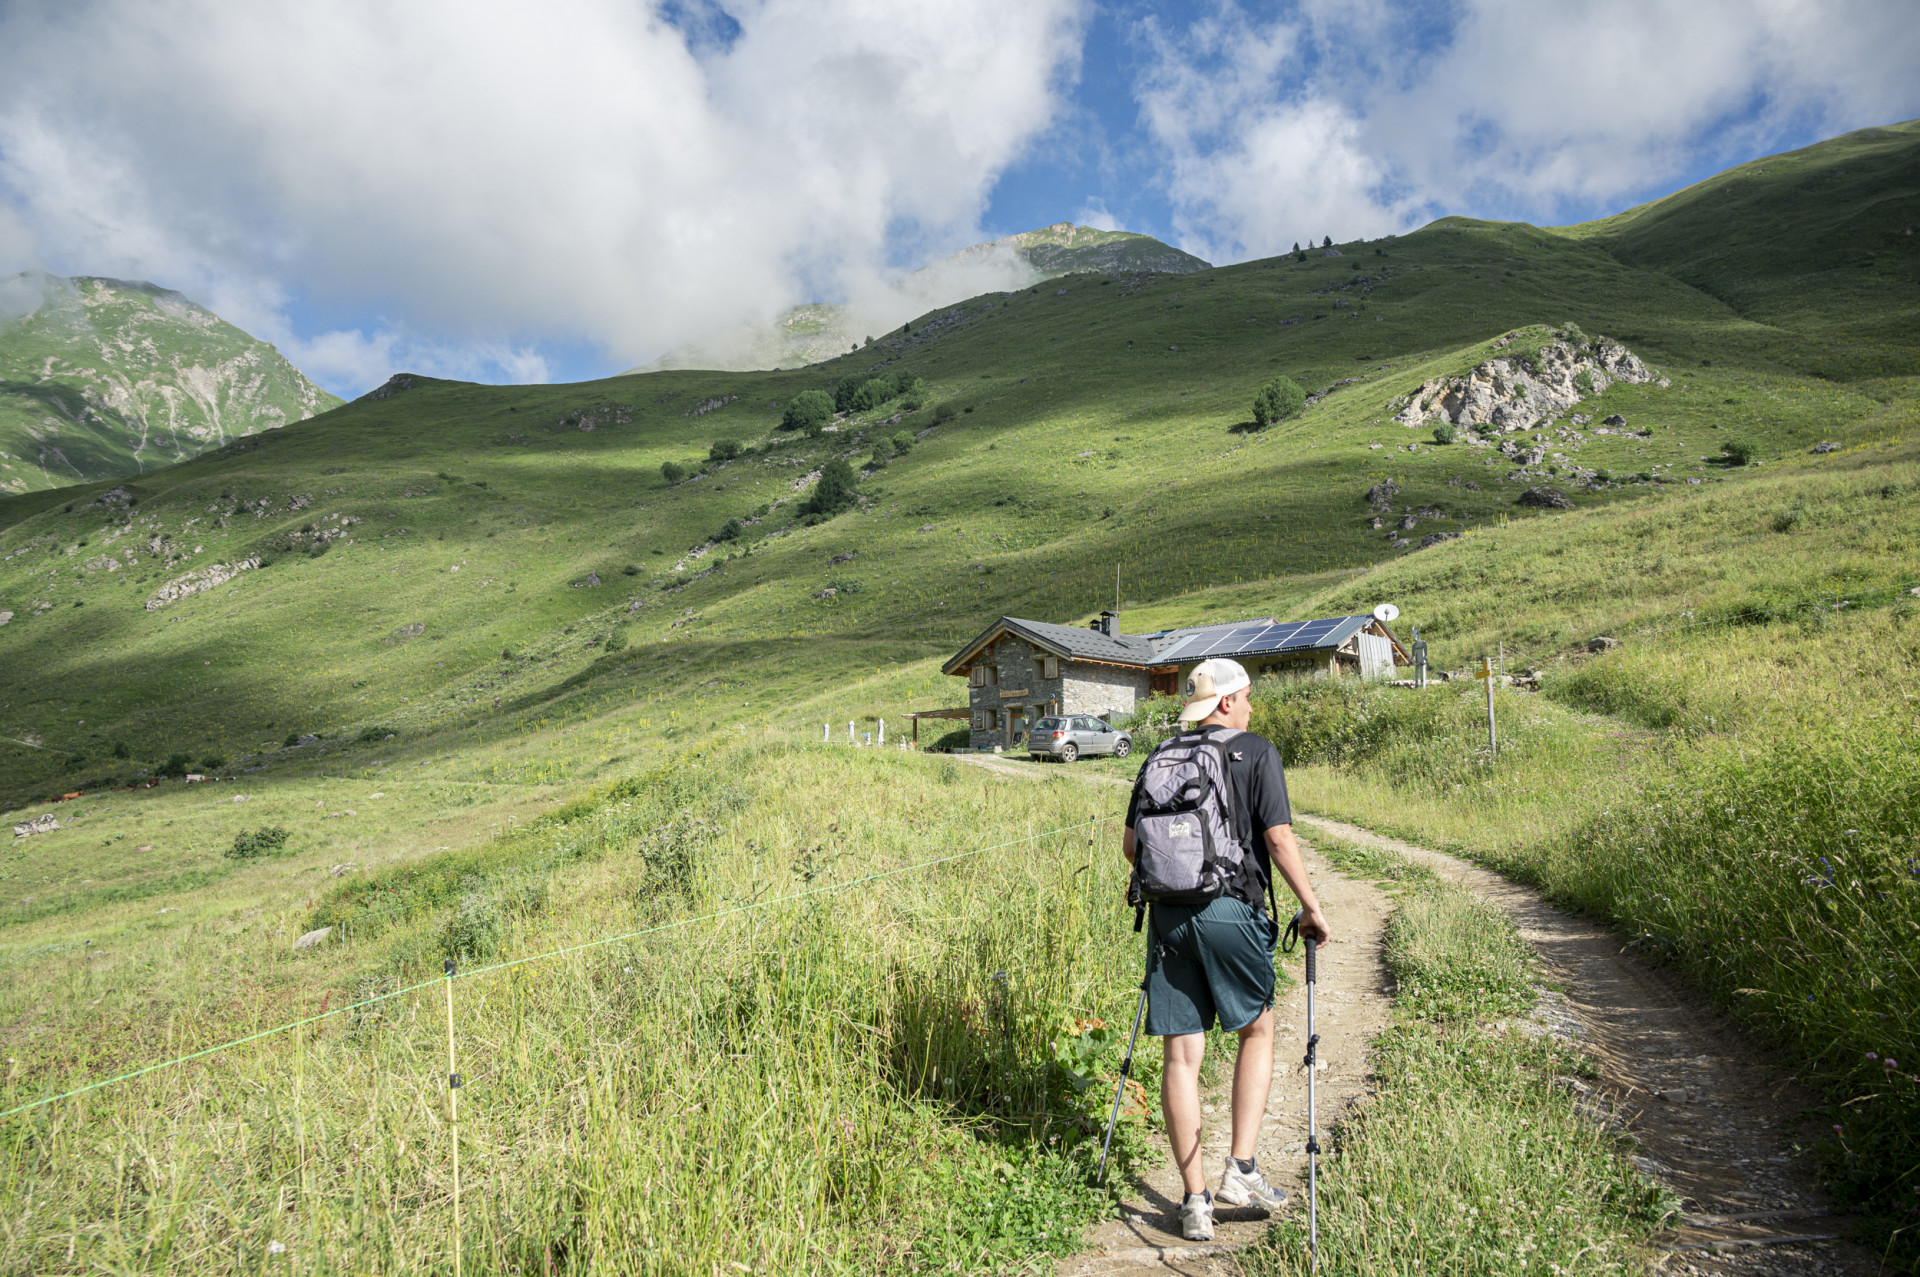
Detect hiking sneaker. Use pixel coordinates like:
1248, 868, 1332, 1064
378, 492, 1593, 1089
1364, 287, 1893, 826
1178, 1191, 1215, 1241
1217, 1158, 1288, 1211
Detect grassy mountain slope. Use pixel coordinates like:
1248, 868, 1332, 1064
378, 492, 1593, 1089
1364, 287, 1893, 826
642, 222, 1210, 371
1561, 119, 1920, 368
0, 121, 1917, 1271
0, 201, 1906, 810
0, 273, 342, 494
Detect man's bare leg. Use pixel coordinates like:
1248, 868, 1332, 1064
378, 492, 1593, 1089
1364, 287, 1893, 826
1230, 1006, 1275, 1161
1161, 1032, 1209, 1196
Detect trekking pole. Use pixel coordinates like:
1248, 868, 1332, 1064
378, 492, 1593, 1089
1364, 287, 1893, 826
1304, 931, 1321, 1274
1283, 915, 1322, 1273
1098, 921, 1151, 1184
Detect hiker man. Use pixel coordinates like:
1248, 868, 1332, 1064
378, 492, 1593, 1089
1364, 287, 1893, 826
1122, 657, 1331, 1242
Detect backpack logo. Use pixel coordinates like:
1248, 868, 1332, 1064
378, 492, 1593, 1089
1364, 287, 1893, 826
1168, 818, 1195, 838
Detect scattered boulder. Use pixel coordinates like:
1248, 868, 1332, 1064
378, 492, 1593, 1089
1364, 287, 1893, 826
387, 621, 426, 644
1418, 531, 1462, 549
828, 552, 856, 565
1811, 442, 1838, 454
1602, 414, 1627, 427
293, 927, 333, 950
1364, 480, 1401, 512
13, 814, 58, 838
1587, 636, 1621, 654
1517, 487, 1574, 509
0, 611, 11, 627
1398, 514, 1418, 531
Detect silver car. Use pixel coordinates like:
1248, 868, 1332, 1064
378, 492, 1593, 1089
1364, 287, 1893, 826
1028, 715, 1133, 763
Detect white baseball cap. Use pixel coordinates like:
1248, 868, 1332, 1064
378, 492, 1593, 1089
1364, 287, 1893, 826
1177, 657, 1252, 722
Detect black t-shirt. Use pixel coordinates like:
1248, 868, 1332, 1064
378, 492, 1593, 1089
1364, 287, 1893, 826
1125, 726, 1294, 911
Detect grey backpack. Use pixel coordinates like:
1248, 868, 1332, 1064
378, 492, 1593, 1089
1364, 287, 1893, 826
1128, 727, 1247, 905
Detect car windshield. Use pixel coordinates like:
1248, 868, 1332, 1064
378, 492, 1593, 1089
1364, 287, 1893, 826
1032, 718, 1063, 730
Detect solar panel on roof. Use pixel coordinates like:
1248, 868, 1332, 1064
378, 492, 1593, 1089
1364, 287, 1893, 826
1158, 617, 1366, 661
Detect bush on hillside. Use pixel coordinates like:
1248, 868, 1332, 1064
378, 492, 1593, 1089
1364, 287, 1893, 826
227, 826, 291, 860
660, 461, 687, 484
1431, 423, 1457, 445
798, 458, 858, 522
1721, 438, 1757, 466
604, 628, 628, 653
780, 390, 833, 434
157, 751, 194, 778
200, 754, 226, 771
1251, 376, 1307, 429
934, 404, 956, 424
890, 431, 914, 456
835, 370, 923, 415
709, 439, 741, 462
715, 517, 743, 542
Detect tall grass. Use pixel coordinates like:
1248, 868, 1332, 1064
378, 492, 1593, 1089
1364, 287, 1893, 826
1260, 606, 1920, 1265
0, 746, 1150, 1273
1250, 840, 1673, 1276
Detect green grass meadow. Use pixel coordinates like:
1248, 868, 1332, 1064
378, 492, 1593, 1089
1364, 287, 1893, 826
0, 120, 1915, 1271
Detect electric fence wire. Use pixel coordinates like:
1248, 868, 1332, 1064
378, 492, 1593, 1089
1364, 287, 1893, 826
0, 812, 1121, 1120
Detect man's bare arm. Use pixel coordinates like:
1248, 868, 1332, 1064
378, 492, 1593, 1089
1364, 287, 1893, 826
1264, 823, 1330, 942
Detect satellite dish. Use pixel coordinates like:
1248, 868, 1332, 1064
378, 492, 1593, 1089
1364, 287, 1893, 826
1372, 603, 1401, 624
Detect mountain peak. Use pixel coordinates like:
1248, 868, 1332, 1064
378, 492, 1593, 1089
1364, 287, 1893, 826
640, 223, 1209, 373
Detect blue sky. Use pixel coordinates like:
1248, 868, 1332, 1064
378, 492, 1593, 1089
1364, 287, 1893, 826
1, 0, 1914, 396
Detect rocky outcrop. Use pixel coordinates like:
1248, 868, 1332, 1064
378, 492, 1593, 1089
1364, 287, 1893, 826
1391, 331, 1668, 434
1516, 487, 1575, 510
145, 556, 260, 610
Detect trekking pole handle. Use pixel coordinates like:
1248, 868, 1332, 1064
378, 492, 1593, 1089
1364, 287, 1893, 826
1304, 934, 1316, 985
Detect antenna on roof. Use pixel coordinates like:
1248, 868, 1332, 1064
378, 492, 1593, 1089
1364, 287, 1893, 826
1114, 563, 1121, 616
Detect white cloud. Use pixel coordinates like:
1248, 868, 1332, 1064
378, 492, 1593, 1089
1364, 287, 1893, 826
0, 0, 1087, 394
1134, 0, 1920, 263
1076, 198, 1121, 232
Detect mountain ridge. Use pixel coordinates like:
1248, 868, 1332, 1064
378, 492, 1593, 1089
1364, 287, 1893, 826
0, 272, 342, 494
636, 222, 1209, 373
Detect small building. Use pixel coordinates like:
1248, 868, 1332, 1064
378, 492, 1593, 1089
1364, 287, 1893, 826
942, 610, 1409, 751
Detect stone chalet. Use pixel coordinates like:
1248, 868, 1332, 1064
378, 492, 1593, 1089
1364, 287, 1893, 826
942, 611, 1410, 751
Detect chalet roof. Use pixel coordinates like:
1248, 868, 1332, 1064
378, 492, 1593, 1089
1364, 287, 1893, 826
943, 612, 1411, 675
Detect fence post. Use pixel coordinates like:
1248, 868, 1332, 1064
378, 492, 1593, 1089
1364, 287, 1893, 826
444, 958, 463, 1277
1482, 656, 1498, 756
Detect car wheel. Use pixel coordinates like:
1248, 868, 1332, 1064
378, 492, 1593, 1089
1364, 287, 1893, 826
1113, 737, 1132, 759
1059, 742, 1079, 763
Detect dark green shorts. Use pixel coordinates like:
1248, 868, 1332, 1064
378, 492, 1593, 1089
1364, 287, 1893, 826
1145, 897, 1279, 1036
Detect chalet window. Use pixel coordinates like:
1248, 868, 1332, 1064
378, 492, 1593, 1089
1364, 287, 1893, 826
1039, 656, 1059, 680
969, 666, 999, 688
973, 711, 989, 730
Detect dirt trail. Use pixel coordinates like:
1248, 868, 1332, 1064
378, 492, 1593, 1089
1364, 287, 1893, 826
1298, 815, 1881, 1277
950, 755, 1881, 1274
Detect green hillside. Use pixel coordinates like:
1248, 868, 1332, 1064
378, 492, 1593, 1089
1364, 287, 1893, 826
0, 273, 341, 495
1560, 119, 1920, 368
0, 121, 1917, 1273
